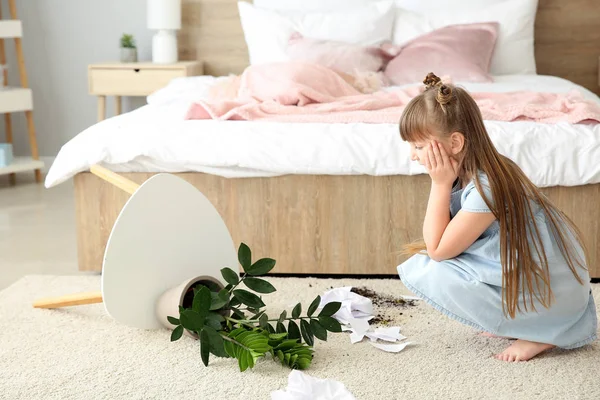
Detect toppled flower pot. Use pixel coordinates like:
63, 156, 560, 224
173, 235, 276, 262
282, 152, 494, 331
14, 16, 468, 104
155, 275, 225, 339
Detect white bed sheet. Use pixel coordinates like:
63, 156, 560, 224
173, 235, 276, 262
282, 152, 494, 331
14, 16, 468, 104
45, 74, 600, 189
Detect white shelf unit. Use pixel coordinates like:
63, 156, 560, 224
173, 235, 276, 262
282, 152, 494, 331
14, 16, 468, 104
0, 2, 42, 183
0, 20, 21, 38
0, 87, 32, 113
0, 156, 43, 175
0, 87, 37, 178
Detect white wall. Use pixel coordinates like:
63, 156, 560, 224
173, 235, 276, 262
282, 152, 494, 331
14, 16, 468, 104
4, 0, 153, 157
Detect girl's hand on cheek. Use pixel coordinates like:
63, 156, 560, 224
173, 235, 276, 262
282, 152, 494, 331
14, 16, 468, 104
424, 141, 459, 186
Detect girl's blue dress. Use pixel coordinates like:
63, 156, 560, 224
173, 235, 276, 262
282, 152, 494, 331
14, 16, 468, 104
397, 173, 597, 348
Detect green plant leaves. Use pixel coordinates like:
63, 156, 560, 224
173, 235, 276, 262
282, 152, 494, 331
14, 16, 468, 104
294, 355, 312, 370
221, 267, 239, 286
192, 285, 211, 315
292, 303, 301, 319
250, 310, 265, 321
265, 323, 276, 334
210, 292, 228, 311
278, 310, 287, 324
247, 308, 261, 316
318, 301, 341, 318
310, 319, 327, 341
231, 308, 245, 321
245, 258, 276, 276
238, 243, 251, 271
224, 328, 270, 372
232, 289, 266, 309
273, 340, 314, 370
170, 325, 184, 342
287, 320, 301, 340
318, 316, 343, 333
205, 312, 225, 331
200, 329, 210, 367
276, 322, 287, 334
307, 295, 321, 317
180, 309, 206, 332
300, 319, 314, 346
243, 277, 276, 294
169, 242, 348, 372
269, 333, 288, 341
259, 313, 268, 329
203, 326, 228, 358
276, 349, 285, 363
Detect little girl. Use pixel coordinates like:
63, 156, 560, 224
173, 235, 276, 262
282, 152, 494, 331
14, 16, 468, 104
397, 73, 597, 362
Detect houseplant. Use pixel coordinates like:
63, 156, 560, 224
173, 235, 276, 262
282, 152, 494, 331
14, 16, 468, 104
120, 33, 137, 62
168, 243, 343, 372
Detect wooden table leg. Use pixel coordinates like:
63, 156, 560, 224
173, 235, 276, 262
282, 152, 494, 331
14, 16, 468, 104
115, 95, 122, 115
97, 95, 106, 121
33, 291, 103, 308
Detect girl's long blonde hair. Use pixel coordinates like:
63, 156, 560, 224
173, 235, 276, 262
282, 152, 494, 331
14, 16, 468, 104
399, 73, 589, 319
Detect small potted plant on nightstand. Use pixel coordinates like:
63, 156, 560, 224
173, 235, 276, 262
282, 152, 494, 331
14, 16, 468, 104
120, 33, 137, 63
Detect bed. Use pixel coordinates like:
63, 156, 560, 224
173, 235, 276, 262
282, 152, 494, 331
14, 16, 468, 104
45, 0, 600, 278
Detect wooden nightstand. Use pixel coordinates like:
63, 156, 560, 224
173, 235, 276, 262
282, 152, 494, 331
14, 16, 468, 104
88, 61, 203, 121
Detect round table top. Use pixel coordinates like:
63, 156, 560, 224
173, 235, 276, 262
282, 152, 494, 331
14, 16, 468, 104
101, 173, 238, 329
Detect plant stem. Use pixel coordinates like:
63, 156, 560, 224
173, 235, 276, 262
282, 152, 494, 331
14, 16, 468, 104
228, 275, 247, 294
224, 317, 258, 330
226, 316, 312, 325
219, 333, 252, 352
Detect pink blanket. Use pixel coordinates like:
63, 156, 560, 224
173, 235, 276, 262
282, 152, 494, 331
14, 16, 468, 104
185, 62, 600, 125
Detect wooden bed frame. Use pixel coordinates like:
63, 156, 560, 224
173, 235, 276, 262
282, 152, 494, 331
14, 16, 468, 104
74, 0, 600, 278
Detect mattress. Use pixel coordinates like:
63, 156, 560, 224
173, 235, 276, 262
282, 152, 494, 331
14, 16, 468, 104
45, 74, 600, 189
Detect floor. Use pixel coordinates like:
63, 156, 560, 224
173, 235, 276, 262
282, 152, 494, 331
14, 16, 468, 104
0, 172, 86, 290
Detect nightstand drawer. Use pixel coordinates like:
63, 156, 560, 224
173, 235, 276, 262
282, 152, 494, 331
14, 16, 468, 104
89, 67, 185, 96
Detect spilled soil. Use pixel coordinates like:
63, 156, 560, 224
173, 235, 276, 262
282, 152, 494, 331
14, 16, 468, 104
350, 286, 416, 326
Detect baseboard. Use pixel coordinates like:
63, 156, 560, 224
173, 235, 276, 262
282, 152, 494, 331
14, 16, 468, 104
262, 273, 600, 283
259, 273, 401, 280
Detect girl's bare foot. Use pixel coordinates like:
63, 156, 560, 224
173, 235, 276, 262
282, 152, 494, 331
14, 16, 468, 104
494, 339, 555, 362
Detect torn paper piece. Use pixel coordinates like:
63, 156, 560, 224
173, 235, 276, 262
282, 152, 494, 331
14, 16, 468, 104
365, 326, 407, 343
350, 324, 407, 344
271, 370, 356, 400
320, 286, 415, 349
348, 317, 372, 344
369, 341, 413, 353
318, 286, 373, 325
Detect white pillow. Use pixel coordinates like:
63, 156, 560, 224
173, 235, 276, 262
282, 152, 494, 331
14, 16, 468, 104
393, 0, 538, 75
238, 1, 396, 66
253, 0, 373, 11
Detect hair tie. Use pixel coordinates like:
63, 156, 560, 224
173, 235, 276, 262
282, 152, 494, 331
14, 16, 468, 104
423, 72, 442, 90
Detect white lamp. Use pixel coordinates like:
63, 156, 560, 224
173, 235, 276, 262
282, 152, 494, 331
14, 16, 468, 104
147, 0, 182, 64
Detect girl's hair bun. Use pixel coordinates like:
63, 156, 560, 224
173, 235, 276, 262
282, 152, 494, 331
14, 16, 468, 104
436, 84, 453, 105
423, 72, 453, 106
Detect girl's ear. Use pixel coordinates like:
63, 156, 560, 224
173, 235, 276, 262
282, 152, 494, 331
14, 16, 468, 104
450, 132, 465, 155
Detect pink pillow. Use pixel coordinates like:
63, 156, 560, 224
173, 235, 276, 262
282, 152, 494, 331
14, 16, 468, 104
286, 32, 396, 75
383, 22, 499, 85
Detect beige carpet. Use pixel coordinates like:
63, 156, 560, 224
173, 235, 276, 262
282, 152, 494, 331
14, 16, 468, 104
2, 275, 599, 400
